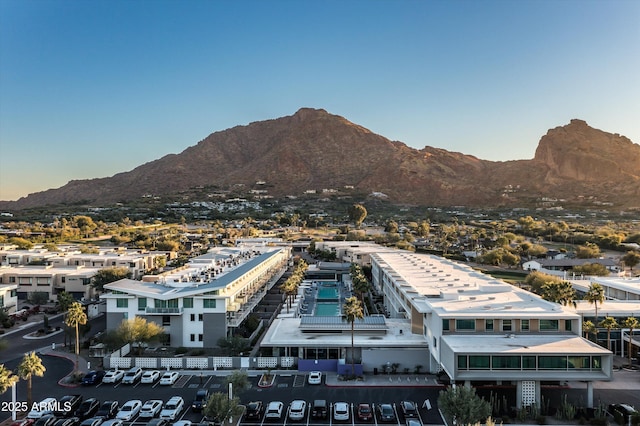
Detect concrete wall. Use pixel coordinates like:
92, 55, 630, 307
361, 348, 430, 373
203, 312, 226, 347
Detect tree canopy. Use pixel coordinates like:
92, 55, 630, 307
91, 267, 132, 292
347, 204, 367, 228
438, 385, 492, 426
115, 316, 165, 354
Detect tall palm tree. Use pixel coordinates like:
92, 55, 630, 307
65, 301, 87, 371
343, 296, 364, 377
584, 283, 605, 324
582, 320, 596, 341
622, 316, 639, 367
0, 364, 19, 395
17, 352, 46, 406
599, 316, 619, 351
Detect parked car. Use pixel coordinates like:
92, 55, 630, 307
357, 403, 373, 421
245, 401, 264, 420
172, 422, 191, 426
140, 370, 160, 384
122, 367, 143, 385
102, 370, 124, 384
52, 418, 80, 426
145, 420, 168, 426
78, 418, 103, 426
100, 420, 122, 426
28, 398, 58, 419
400, 401, 418, 418
333, 402, 350, 422
95, 401, 119, 420
191, 389, 209, 412
159, 397, 184, 421
609, 404, 638, 422
159, 371, 179, 385
406, 420, 421, 426
377, 403, 396, 422
82, 370, 106, 386
264, 401, 284, 420
288, 400, 307, 421
75, 398, 100, 420
139, 400, 163, 419
55, 395, 83, 417
115, 400, 142, 421
311, 400, 328, 419
33, 415, 56, 426
307, 371, 322, 385
10, 419, 35, 426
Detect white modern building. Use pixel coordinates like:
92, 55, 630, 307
101, 244, 290, 347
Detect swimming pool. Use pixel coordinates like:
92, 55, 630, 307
315, 302, 341, 316
317, 287, 339, 300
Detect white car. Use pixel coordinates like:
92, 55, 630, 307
102, 370, 125, 384
288, 400, 307, 421
159, 396, 184, 421
141, 370, 160, 384
265, 401, 284, 420
138, 400, 163, 418
172, 421, 192, 426
121, 367, 143, 385
101, 420, 123, 426
333, 402, 350, 422
116, 400, 142, 421
159, 371, 179, 385
308, 371, 322, 385
27, 398, 57, 419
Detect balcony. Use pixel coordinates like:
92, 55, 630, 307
145, 307, 183, 315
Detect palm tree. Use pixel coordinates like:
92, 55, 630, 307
343, 296, 364, 377
541, 281, 577, 307
17, 352, 46, 406
599, 316, 619, 351
583, 320, 596, 341
65, 301, 87, 371
622, 316, 639, 367
584, 283, 605, 324
0, 364, 19, 395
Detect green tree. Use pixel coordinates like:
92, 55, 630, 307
622, 251, 640, 272
216, 336, 250, 356
203, 392, 243, 424
541, 281, 577, 307
116, 316, 165, 355
56, 291, 75, 313
0, 364, 19, 395
438, 385, 491, 426
571, 263, 609, 276
17, 351, 46, 406
599, 316, 619, 351
524, 271, 564, 294
417, 221, 430, 238
583, 320, 596, 341
91, 267, 132, 292
65, 302, 87, 371
224, 370, 249, 397
622, 316, 639, 367
584, 283, 605, 323
347, 204, 367, 229
575, 242, 601, 259
343, 296, 364, 377
74, 215, 97, 238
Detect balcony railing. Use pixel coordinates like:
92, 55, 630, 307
145, 307, 183, 315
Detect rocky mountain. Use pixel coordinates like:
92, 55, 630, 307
2, 109, 639, 210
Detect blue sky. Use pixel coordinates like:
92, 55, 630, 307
1, 0, 639, 201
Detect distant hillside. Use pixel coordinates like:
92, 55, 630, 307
2, 109, 639, 210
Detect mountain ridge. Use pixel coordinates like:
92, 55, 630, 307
2, 108, 639, 210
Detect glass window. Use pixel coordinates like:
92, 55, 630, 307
521, 319, 529, 332
116, 298, 128, 308
456, 319, 475, 331
592, 356, 601, 369
162, 315, 170, 326
492, 356, 521, 369
198, 314, 203, 321
457, 356, 468, 369
565, 320, 572, 331
138, 298, 147, 311
523, 356, 536, 370
568, 356, 590, 369
183, 298, 193, 309
198, 334, 203, 342
469, 355, 490, 369
540, 320, 559, 331
190, 314, 195, 321
539, 356, 567, 369
167, 299, 178, 308
502, 319, 512, 332
485, 319, 494, 331
442, 319, 450, 331
155, 299, 167, 308
203, 299, 216, 309
190, 334, 195, 342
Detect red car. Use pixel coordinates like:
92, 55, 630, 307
11, 419, 35, 426
357, 403, 373, 421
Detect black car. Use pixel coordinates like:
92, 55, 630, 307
377, 403, 396, 423
75, 399, 100, 420
95, 401, 118, 420
82, 371, 106, 386
55, 396, 83, 417
53, 418, 80, 426
311, 400, 328, 419
245, 401, 264, 420
400, 401, 417, 418
34, 415, 56, 426
191, 389, 209, 412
